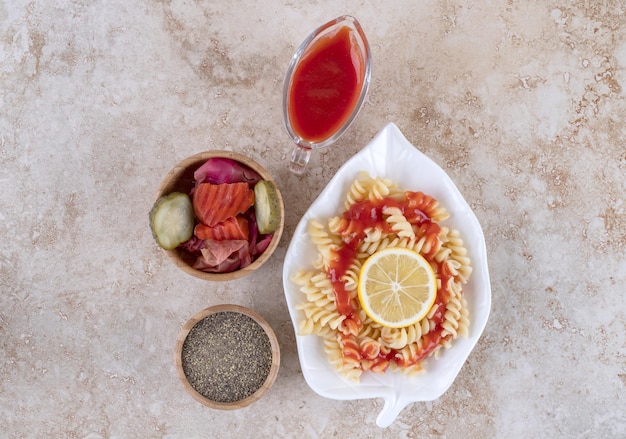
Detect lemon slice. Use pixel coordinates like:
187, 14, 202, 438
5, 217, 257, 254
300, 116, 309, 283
357, 247, 437, 328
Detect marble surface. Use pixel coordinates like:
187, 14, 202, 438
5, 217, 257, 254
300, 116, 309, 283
1, 0, 625, 437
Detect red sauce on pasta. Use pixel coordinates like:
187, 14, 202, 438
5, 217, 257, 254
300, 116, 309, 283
328, 198, 396, 321
327, 192, 454, 370
329, 243, 359, 317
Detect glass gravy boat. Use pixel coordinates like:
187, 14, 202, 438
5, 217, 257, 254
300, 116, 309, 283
282, 16, 372, 174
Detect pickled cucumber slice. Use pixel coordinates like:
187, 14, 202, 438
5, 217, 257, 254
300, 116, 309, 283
254, 180, 281, 234
149, 192, 195, 250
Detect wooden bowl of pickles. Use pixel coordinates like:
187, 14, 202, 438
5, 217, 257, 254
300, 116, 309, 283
174, 304, 281, 409
150, 151, 284, 281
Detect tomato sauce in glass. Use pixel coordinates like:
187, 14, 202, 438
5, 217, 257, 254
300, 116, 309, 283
288, 26, 364, 143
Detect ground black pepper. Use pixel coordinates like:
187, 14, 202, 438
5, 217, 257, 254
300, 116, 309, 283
181, 311, 273, 403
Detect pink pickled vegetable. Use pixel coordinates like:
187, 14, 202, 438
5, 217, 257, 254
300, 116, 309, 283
192, 240, 251, 273
194, 158, 262, 186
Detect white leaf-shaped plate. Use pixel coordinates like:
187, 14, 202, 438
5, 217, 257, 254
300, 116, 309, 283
282, 123, 491, 428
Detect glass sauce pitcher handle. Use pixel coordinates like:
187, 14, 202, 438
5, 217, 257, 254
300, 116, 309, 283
289, 144, 312, 174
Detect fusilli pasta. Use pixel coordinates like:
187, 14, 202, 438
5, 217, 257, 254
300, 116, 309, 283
291, 172, 472, 381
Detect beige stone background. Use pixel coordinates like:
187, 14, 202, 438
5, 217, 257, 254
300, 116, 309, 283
1, 0, 625, 437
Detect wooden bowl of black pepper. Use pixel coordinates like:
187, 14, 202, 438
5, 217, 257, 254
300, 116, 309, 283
174, 304, 280, 409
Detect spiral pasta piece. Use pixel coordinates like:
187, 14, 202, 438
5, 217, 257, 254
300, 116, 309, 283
308, 219, 338, 269
441, 228, 473, 283
405, 191, 450, 222
368, 176, 395, 200
338, 334, 363, 381
384, 206, 415, 239
358, 235, 401, 256
344, 171, 372, 209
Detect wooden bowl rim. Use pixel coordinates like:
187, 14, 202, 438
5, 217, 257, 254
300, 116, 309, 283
154, 150, 285, 281
174, 304, 281, 410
